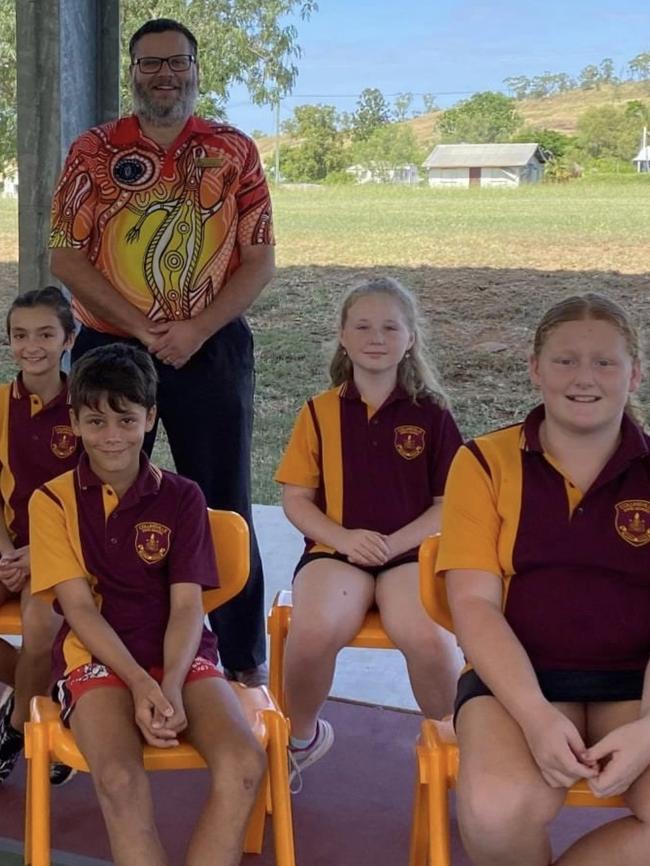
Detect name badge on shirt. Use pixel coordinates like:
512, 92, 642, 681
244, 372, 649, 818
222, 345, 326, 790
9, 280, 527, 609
196, 157, 225, 168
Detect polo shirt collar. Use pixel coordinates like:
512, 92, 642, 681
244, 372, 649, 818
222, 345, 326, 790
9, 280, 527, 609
340, 380, 410, 408
12, 373, 70, 408
521, 402, 649, 487
109, 114, 213, 149
76, 451, 162, 500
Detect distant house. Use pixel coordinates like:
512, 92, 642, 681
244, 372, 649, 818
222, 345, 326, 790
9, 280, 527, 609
423, 143, 547, 188
346, 163, 420, 185
633, 145, 650, 173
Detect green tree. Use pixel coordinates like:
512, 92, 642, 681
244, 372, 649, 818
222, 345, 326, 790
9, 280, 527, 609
510, 126, 575, 160
120, 0, 317, 117
599, 58, 618, 85
421, 92, 438, 113
438, 91, 522, 143
351, 125, 424, 181
629, 51, 650, 80
0, 1, 16, 174
575, 104, 641, 161
278, 103, 344, 181
351, 88, 391, 141
392, 92, 413, 122
503, 76, 530, 100
579, 64, 600, 90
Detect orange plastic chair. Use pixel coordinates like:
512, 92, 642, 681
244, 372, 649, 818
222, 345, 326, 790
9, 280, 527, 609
409, 534, 625, 866
0, 598, 22, 636
268, 588, 396, 712
24, 509, 296, 866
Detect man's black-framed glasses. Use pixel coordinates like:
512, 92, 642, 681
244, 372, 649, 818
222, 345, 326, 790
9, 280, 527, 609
133, 54, 196, 74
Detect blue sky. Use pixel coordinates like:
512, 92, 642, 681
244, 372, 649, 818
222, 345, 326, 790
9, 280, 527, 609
224, 0, 650, 135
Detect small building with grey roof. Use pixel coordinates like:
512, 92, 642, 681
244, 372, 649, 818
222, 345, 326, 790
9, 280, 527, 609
423, 143, 547, 188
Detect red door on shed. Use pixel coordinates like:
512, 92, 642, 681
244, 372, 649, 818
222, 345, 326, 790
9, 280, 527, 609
469, 167, 481, 185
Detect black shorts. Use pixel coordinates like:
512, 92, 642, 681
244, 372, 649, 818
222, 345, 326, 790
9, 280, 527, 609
454, 668, 645, 727
293, 550, 418, 581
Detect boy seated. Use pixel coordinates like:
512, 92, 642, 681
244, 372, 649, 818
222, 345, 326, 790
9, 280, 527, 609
29, 344, 265, 866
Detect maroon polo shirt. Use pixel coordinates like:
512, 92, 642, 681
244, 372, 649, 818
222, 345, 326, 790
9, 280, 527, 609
276, 382, 463, 557
0, 375, 81, 547
30, 453, 219, 680
439, 405, 650, 671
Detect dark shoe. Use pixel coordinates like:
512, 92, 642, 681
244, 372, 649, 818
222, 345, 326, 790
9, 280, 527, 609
49, 762, 77, 787
0, 692, 23, 783
223, 663, 268, 688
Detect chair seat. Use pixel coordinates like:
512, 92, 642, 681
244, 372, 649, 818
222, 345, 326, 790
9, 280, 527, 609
30, 682, 274, 772
0, 599, 22, 635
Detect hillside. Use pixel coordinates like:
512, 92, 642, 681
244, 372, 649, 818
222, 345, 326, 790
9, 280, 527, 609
253, 80, 650, 157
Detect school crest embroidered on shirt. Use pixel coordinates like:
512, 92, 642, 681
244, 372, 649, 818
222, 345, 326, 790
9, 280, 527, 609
615, 500, 650, 547
135, 522, 171, 564
394, 425, 425, 460
50, 426, 77, 459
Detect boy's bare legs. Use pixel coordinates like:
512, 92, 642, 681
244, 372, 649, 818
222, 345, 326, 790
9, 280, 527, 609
555, 700, 650, 865
182, 677, 266, 866
283, 560, 375, 739
70, 687, 168, 866
11, 588, 60, 727
375, 564, 462, 719
455, 696, 578, 866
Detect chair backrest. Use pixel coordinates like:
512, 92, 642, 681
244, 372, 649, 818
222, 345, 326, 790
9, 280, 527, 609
418, 534, 456, 632
202, 509, 250, 614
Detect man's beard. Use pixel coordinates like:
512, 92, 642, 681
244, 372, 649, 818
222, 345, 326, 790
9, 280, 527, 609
132, 75, 198, 126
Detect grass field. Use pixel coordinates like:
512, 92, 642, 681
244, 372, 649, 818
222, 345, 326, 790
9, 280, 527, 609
0, 175, 649, 503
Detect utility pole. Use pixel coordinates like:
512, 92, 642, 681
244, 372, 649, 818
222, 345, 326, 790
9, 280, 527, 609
274, 98, 281, 185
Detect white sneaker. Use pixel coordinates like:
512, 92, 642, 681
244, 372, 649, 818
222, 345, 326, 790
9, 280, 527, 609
288, 719, 334, 794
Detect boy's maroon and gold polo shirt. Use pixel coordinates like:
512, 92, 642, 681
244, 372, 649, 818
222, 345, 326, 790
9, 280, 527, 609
276, 382, 462, 556
0, 375, 80, 548
29, 454, 219, 681
437, 405, 650, 672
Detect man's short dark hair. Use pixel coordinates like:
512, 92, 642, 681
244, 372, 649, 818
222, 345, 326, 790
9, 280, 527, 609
70, 344, 158, 414
129, 18, 198, 61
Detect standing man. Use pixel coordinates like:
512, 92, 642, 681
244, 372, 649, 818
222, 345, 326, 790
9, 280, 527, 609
49, 18, 274, 684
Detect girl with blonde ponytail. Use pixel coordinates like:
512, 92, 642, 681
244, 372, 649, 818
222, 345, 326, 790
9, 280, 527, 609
275, 276, 463, 789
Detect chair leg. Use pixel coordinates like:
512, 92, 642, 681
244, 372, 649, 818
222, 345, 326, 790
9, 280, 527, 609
264, 709, 296, 866
428, 750, 451, 866
268, 610, 288, 714
23, 726, 32, 866
243, 769, 268, 854
408, 763, 429, 866
27, 722, 51, 866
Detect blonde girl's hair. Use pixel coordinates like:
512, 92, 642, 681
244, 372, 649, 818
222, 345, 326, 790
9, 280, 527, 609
533, 292, 645, 424
329, 276, 449, 406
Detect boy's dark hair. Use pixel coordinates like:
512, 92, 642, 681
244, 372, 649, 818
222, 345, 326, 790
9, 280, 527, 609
69, 344, 158, 414
129, 18, 198, 61
7, 286, 75, 337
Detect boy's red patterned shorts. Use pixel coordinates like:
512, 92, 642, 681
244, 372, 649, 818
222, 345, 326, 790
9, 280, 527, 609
56, 656, 222, 724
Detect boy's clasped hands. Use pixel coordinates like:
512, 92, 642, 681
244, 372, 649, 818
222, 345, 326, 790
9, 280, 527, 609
131, 672, 188, 748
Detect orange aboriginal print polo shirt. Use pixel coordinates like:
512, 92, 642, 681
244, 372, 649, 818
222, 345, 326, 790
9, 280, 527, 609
436, 405, 650, 672
276, 382, 462, 557
0, 375, 80, 548
29, 453, 219, 682
49, 115, 274, 335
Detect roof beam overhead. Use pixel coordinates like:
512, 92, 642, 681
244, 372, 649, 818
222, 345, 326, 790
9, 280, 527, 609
16, 0, 120, 293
